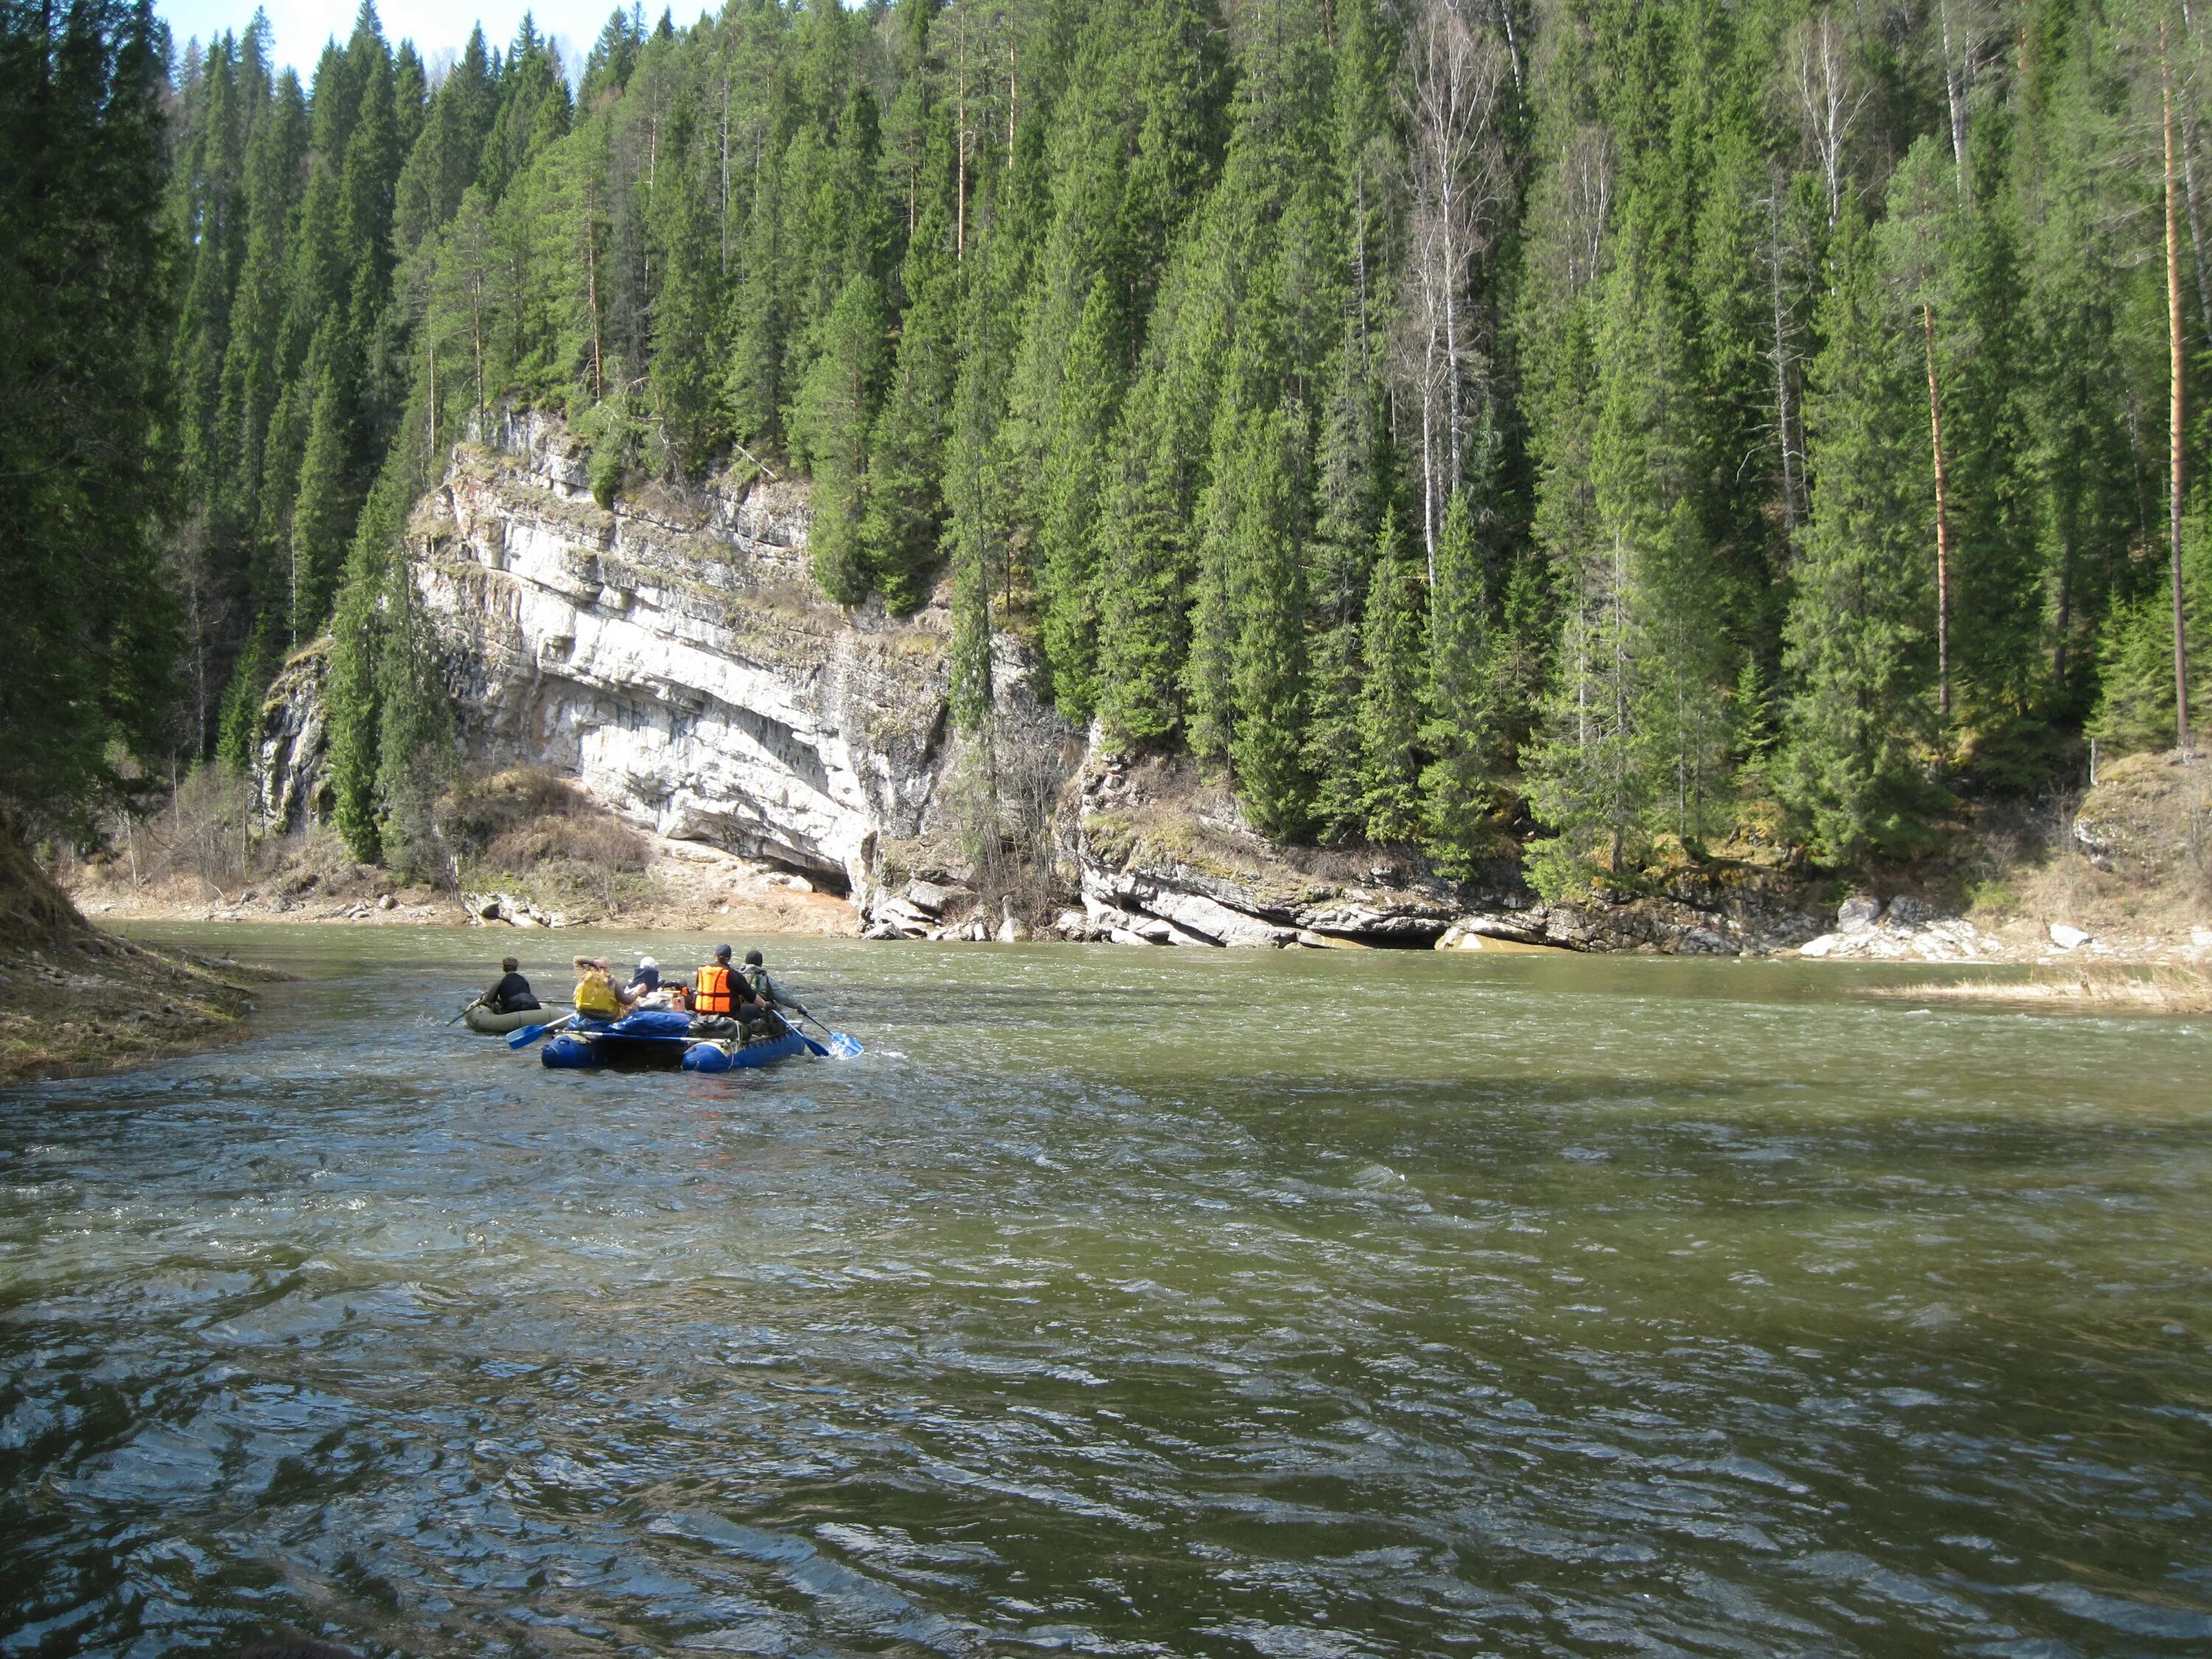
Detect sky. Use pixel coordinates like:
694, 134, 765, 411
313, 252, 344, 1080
156, 0, 696, 86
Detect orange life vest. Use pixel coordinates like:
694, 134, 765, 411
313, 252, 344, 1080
694, 963, 733, 1014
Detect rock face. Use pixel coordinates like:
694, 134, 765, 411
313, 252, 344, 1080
1797, 894, 1989, 961
1060, 754, 1827, 954
253, 643, 331, 833
2073, 749, 2212, 886
406, 411, 1037, 896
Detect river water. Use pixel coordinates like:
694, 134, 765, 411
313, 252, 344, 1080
2, 927, 2208, 1658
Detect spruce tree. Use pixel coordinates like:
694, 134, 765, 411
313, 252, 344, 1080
1357, 508, 1424, 842
1094, 395, 1194, 749
1223, 406, 1311, 838
1780, 205, 1946, 863
651, 89, 730, 480
790, 273, 888, 603
1035, 274, 1121, 720
1304, 344, 1388, 842
0, 0, 179, 833
1421, 490, 1498, 874
289, 360, 357, 639
862, 117, 962, 613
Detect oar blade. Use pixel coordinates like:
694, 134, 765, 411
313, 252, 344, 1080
824, 1029, 863, 1058
506, 1020, 555, 1050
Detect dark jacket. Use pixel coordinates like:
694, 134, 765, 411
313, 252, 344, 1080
484, 971, 540, 1014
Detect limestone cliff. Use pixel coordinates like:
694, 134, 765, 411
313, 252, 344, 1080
405, 411, 997, 897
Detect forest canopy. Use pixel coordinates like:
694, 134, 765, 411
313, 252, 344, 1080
58, 0, 2212, 887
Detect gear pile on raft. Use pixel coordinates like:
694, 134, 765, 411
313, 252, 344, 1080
458, 946, 860, 1070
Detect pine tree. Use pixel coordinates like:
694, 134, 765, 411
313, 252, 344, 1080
1780, 205, 1946, 863
1357, 508, 1424, 842
1224, 405, 1311, 838
1420, 490, 1498, 874
790, 273, 888, 603
861, 116, 962, 613
1035, 274, 1121, 720
289, 360, 357, 639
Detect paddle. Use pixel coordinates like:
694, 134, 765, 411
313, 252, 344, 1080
506, 1014, 576, 1050
448, 998, 482, 1026
791, 1009, 862, 1057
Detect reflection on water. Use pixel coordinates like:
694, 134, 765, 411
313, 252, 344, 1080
2, 927, 2208, 1657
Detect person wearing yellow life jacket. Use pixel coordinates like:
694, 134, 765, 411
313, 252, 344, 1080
571, 955, 622, 1020
692, 944, 737, 1015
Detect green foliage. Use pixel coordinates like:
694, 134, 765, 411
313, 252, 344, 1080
2090, 509, 2212, 756
1779, 206, 1947, 864
0, 0, 178, 837
1420, 492, 1500, 876
790, 273, 888, 604
1357, 508, 1424, 843
128, 0, 2212, 895
1223, 406, 1312, 839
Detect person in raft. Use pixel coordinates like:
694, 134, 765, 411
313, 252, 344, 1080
729, 973, 790, 1043
741, 948, 814, 1025
480, 957, 540, 1016
626, 955, 663, 1004
692, 945, 739, 1018
571, 956, 625, 1020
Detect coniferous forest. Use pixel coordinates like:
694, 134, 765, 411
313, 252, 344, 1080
9, 0, 2212, 895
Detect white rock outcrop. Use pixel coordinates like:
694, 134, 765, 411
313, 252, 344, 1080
405, 413, 1023, 897
1798, 895, 1987, 961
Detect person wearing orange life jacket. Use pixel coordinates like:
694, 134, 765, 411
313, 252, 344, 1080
692, 944, 737, 1015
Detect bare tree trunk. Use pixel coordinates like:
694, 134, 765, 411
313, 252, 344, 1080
1794, 13, 1865, 232
2168, 24, 2196, 749
1936, 0, 1972, 193
1420, 363, 1438, 582
1922, 302, 1953, 730
2183, 0, 2212, 340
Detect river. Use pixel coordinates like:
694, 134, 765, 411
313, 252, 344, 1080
2, 926, 2208, 1657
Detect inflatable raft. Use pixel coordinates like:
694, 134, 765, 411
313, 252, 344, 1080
540, 1008, 812, 1071
465, 1003, 549, 1034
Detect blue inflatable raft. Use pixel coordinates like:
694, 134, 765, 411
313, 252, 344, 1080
540, 1007, 812, 1072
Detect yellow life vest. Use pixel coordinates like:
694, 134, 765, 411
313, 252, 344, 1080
694, 963, 733, 1014
574, 968, 620, 1019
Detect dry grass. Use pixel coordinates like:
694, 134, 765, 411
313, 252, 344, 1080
1960, 751, 2211, 945
1877, 961, 2212, 1014
439, 768, 656, 916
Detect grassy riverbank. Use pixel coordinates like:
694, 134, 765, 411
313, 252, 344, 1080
1877, 961, 2212, 1014
0, 838, 276, 1086
0, 933, 271, 1086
